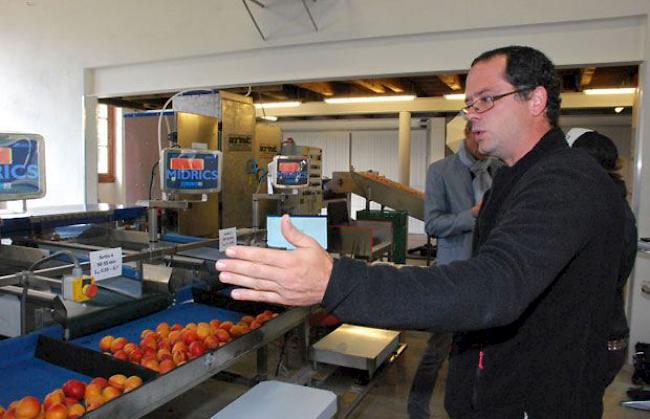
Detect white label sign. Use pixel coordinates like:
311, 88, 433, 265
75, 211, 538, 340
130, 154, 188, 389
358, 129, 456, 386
90, 247, 123, 281
219, 227, 237, 252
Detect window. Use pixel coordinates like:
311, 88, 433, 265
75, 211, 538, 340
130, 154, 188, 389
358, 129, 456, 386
97, 104, 115, 183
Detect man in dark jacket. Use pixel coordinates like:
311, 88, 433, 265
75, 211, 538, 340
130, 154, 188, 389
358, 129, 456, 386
217, 46, 626, 418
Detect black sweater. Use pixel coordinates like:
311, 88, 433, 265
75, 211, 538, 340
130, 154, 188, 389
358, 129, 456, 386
322, 128, 625, 418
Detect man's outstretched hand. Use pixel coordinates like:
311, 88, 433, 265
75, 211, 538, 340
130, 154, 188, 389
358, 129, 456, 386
216, 214, 334, 306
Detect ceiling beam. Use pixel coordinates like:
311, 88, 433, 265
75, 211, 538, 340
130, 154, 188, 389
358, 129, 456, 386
378, 79, 408, 93
295, 82, 335, 97
350, 80, 386, 94
438, 74, 463, 91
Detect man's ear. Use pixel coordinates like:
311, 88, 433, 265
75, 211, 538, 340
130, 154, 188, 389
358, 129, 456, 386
528, 86, 548, 117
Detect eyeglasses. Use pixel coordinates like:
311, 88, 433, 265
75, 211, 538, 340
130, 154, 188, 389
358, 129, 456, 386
462, 86, 533, 115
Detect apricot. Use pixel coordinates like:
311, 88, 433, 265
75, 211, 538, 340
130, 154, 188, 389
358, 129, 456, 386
99, 335, 114, 352
62, 398, 77, 408
240, 315, 255, 325
140, 336, 157, 352
172, 350, 188, 366
123, 376, 143, 393
89, 377, 108, 390
67, 403, 84, 417
203, 335, 220, 349
156, 322, 170, 333
196, 322, 211, 339
43, 389, 65, 411
188, 341, 206, 358
157, 340, 171, 352
185, 322, 197, 331
219, 321, 233, 331
140, 329, 155, 339
209, 319, 221, 330
113, 349, 128, 361
85, 395, 104, 412
182, 330, 199, 345
168, 330, 181, 344
170, 323, 183, 331
84, 383, 103, 400
172, 341, 188, 353
122, 342, 138, 355
215, 329, 230, 342
3, 407, 16, 419
15, 396, 41, 419
249, 320, 262, 330
102, 385, 121, 401
62, 379, 86, 401
229, 325, 248, 337
108, 374, 127, 391
157, 348, 173, 362
0, 407, 4, 417
141, 357, 160, 372
159, 359, 175, 374
44, 403, 67, 419
110, 337, 128, 353
128, 348, 143, 363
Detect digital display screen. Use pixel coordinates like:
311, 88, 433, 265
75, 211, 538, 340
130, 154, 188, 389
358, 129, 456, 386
276, 158, 308, 186
162, 149, 221, 193
0, 134, 45, 201
266, 216, 327, 250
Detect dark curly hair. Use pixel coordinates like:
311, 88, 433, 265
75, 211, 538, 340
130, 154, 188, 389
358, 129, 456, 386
572, 131, 626, 194
472, 46, 562, 127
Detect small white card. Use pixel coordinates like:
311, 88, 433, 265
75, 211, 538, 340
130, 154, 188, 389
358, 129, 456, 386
219, 227, 237, 252
89, 247, 123, 281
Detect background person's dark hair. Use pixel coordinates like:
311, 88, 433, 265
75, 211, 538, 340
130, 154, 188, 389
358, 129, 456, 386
471, 46, 561, 128
572, 131, 626, 194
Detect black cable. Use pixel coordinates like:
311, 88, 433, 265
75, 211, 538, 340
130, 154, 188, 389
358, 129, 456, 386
149, 161, 159, 200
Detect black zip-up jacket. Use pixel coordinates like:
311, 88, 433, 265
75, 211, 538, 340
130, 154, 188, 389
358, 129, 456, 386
322, 128, 625, 418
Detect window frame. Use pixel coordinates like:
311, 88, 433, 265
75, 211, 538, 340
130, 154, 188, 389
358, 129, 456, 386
98, 105, 115, 183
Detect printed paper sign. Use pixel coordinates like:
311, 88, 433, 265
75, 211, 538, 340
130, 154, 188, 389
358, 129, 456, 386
219, 227, 237, 252
89, 247, 123, 281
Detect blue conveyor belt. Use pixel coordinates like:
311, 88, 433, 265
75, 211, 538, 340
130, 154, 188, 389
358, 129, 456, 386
0, 326, 89, 407
71, 302, 244, 351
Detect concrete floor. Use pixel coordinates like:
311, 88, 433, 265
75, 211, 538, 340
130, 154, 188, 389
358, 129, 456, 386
147, 237, 649, 418
146, 329, 648, 418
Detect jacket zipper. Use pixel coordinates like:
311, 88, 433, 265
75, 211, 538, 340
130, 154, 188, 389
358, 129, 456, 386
472, 348, 484, 407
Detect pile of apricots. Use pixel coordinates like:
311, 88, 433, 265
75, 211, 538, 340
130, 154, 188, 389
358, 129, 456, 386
99, 310, 277, 374
0, 374, 143, 419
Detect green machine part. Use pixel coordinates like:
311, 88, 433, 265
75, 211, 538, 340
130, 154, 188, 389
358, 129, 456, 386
356, 209, 409, 264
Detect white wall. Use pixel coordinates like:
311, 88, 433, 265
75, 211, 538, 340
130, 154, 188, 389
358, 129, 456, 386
2, 0, 650, 352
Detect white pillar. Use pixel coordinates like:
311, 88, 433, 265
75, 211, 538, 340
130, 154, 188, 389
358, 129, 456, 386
398, 111, 411, 185
627, 22, 650, 363
427, 117, 447, 165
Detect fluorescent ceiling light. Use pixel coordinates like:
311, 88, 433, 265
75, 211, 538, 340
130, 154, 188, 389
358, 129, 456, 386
260, 115, 278, 121
324, 95, 416, 104
614, 107, 624, 113
444, 93, 466, 100
583, 88, 636, 95
254, 101, 301, 109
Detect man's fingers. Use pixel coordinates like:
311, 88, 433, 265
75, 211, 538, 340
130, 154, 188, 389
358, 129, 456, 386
281, 214, 320, 249
224, 244, 298, 268
218, 271, 280, 293
230, 288, 283, 305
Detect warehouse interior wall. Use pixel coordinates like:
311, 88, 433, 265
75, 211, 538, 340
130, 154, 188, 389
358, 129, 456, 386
1, 0, 650, 356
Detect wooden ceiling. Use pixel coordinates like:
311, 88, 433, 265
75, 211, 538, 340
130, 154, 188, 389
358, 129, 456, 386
100, 65, 638, 111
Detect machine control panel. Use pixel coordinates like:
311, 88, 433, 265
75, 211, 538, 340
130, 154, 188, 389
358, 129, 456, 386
0, 133, 46, 201
269, 155, 310, 189
161, 148, 222, 194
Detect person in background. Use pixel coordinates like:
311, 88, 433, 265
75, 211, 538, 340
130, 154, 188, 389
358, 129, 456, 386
566, 128, 638, 385
217, 45, 627, 418
409, 121, 500, 419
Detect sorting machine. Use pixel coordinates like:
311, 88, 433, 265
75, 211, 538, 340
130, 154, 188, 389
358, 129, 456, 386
0, 134, 310, 417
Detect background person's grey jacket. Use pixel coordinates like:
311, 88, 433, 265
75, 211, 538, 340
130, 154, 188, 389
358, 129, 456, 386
424, 152, 499, 265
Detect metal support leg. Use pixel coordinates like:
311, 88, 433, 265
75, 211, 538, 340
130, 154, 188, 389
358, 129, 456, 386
257, 345, 268, 380
20, 271, 29, 335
